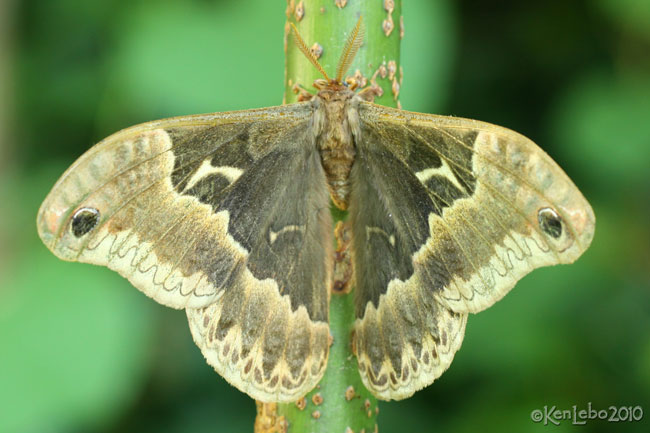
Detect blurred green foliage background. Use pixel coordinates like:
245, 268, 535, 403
1, 0, 649, 432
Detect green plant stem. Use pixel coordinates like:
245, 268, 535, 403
284, 0, 402, 107
275, 1, 402, 432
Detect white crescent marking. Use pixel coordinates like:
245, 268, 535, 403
415, 157, 466, 194
182, 160, 243, 193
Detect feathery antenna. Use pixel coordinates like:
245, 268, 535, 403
335, 16, 364, 83
290, 23, 331, 82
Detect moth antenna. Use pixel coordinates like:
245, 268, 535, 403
290, 23, 331, 82
335, 16, 365, 83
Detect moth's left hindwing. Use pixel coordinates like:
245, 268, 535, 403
37, 104, 333, 402
350, 102, 595, 400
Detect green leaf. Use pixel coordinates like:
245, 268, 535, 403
0, 167, 157, 433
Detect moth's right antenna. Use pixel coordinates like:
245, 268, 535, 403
291, 23, 331, 82
335, 16, 364, 84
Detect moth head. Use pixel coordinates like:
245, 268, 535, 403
290, 16, 364, 91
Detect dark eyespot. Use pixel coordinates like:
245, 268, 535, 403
71, 207, 100, 237
538, 208, 563, 239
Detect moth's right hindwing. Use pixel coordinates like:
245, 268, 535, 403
37, 103, 333, 402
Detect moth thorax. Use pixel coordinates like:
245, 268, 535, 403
316, 93, 356, 210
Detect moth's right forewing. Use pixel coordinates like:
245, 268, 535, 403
356, 102, 595, 314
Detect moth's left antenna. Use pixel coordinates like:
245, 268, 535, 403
290, 23, 331, 82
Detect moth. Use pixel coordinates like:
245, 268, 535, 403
37, 19, 594, 402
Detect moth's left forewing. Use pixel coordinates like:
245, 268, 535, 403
37, 107, 311, 309
37, 104, 333, 402
350, 102, 594, 400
